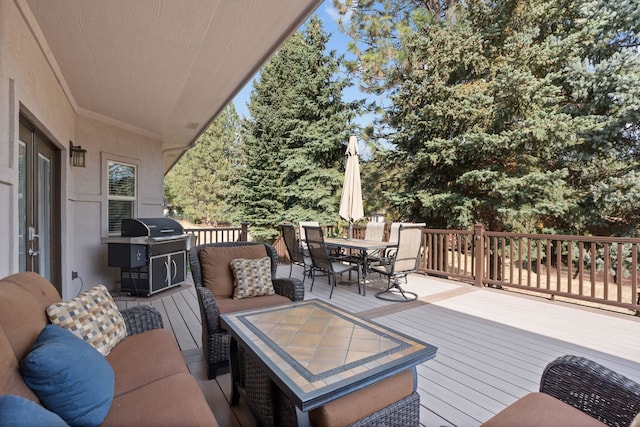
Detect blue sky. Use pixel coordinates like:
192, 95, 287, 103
232, 0, 374, 127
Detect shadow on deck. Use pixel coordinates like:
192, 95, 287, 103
113, 264, 640, 427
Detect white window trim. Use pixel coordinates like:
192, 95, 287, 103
102, 152, 139, 237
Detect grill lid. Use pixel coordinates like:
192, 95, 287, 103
121, 218, 184, 238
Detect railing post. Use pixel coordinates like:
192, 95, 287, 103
474, 223, 484, 287
240, 222, 249, 242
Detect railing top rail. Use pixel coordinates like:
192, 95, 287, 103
184, 226, 242, 232
483, 230, 640, 244
424, 228, 474, 235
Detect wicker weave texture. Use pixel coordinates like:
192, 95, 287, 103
540, 355, 640, 427
120, 305, 164, 336
244, 352, 276, 426
349, 391, 420, 427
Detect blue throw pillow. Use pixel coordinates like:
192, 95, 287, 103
0, 395, 68, 427
20, 325, 114, 427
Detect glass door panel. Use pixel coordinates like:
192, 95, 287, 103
18, 116, 59, 289
18, 142, 26, 272
37, 152, 52, 280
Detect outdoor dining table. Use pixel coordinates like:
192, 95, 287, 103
221, 300, 437, 427
323, 237, 397, 296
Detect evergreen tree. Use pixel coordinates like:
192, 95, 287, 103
164, 105, 243, 224
241, 15, 360, 241
338, 0, 640, 235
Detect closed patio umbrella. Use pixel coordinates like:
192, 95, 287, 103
339, 135, 364, 239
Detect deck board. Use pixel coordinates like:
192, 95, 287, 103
116, 262, 640, 427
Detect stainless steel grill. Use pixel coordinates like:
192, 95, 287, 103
107, 218, 189, 296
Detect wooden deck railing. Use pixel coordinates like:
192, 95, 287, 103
184, 221, 640, 312
183, 222, 249, 246
422, 225, 640, 312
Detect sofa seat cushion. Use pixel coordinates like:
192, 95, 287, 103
309, 368, 415, 427
102, 373, 218, 427
106, 328, 188, 396
199, 245, 268, 299
480, 392, 607, 427
217, 294, 292, 330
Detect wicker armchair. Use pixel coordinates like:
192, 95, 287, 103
482, 355, 640, 427
189, 241, 304, 379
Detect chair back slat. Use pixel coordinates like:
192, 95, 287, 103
304, 226, 334, 272
365, 222, 385, 242
390, 225, 424, 273
299, 221, 320, 248
281, 224, 304, 263
388, 222, 401, 243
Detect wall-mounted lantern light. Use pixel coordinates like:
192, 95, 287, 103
70, 141, 87, 167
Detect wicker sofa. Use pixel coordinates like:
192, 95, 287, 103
0, 271, 218, 426
482, 355, 640, 427
189, 241, 305, 379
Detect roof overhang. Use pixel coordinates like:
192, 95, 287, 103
19, 0, 322, 173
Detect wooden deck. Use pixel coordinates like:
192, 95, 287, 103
113, 264, 640, 427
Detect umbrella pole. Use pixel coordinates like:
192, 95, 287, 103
349, 222, 353, 240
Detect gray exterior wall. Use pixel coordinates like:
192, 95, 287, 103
0, 1, 165, 299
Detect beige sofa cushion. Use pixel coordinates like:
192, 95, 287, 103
0, 326, 39, 402
106, 329, 188, 396
0, 273, 60, 361
198, 245, 268, 299
103, 373, 219, 427
309, 368, 415, 427
481, 392, 607, 427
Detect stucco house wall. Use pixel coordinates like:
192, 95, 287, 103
0, 1, 165, 299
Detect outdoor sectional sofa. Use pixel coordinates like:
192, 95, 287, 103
0, 271, 218, 426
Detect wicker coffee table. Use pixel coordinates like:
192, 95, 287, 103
221, 300, 437, 426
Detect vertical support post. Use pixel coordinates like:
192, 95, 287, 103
240, 222, 249, 242
474, 224, 484, 287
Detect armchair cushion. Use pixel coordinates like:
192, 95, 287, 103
481, 392, 606, 427
46, 285, 126, 356
231, 257, 275, 299
216, 295, 292, 330
199, 245, 269, 299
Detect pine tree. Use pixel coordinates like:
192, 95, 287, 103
241, 15, 360, 241
164, 105, 243, 224
339, 0, 640, 235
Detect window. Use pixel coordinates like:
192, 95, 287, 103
108, 161, 136, 235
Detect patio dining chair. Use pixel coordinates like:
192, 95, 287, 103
298, 221, 319, 251
365, 221, 386, 241
304, 225, 360, 298
363, 221, 387, 265
371, 224, 424, 302
280, 223, 313, 284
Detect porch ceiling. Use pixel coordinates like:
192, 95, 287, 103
20, 0, 322, 173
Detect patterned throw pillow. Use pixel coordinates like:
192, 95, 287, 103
47, 285, 127, 356
230, 257, 275, 299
